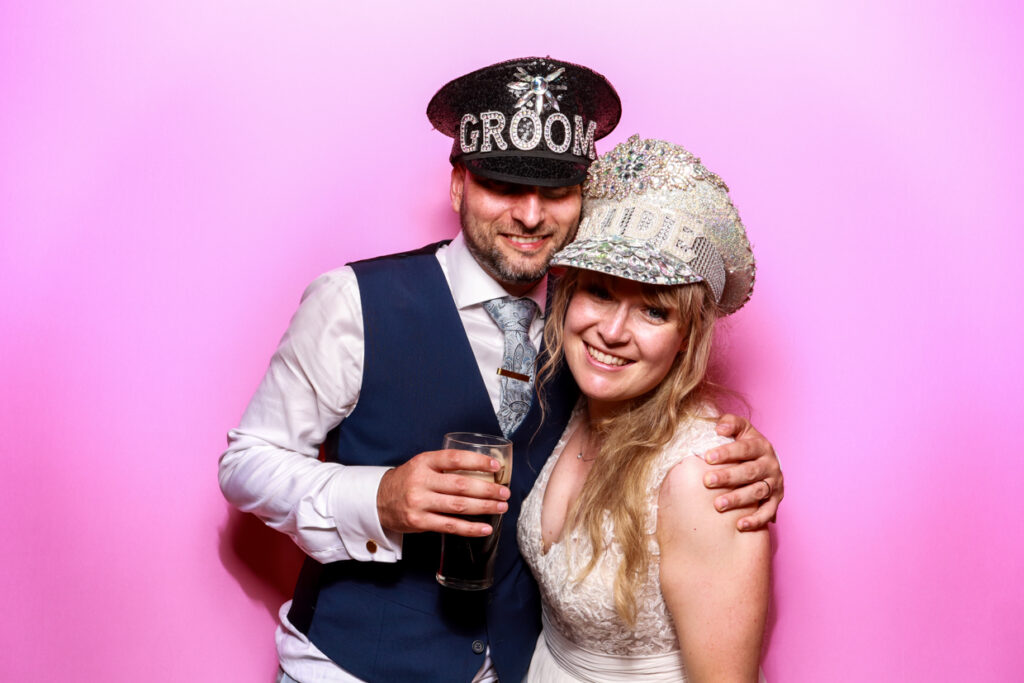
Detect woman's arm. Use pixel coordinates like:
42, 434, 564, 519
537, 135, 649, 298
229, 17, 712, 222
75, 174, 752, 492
657, 455, 771, 682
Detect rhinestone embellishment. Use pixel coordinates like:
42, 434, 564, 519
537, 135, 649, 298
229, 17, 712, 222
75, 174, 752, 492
552, 136, 755, 314
507, 65, 567, 115
585, 135, 730, 201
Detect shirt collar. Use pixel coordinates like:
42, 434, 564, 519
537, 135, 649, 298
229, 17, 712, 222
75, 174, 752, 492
444, 232, 548, 314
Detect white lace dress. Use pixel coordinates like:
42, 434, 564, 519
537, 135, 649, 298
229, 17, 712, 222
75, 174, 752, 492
517, 412, 737, 682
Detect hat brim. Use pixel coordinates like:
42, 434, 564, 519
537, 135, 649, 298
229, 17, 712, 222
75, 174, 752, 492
462, 153, 588, 188
550, 236, 706, 287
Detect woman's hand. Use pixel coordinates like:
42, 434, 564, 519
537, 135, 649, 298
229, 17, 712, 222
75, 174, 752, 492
704, 415, 783, 531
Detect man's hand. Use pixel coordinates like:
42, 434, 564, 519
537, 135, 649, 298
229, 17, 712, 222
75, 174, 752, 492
703, 415, 783, 532
376, 449, 511, 537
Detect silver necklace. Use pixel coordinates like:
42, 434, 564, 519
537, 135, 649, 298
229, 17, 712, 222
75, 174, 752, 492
575, 423, 597, 462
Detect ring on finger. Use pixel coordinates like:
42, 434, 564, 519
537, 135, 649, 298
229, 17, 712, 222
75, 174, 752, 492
759, 479, 773, 501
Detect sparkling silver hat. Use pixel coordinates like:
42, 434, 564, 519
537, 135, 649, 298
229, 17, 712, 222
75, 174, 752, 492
550, 135, 756, 315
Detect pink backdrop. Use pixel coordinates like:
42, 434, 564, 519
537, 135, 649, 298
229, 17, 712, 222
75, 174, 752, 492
3, 1, 1022, 680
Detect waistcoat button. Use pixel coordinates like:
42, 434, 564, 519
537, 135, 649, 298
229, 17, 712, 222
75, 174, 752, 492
471, 639, 485, 654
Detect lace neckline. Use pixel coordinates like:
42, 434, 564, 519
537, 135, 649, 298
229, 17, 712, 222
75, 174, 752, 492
536, 407, 584, 556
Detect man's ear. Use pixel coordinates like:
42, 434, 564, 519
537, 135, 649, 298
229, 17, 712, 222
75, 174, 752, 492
450, 164, 465, 213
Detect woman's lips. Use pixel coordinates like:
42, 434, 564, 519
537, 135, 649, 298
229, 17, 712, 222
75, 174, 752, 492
585, 343, 630, 367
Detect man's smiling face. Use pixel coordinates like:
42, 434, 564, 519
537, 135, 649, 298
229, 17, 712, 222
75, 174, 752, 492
451, 166, 581, 296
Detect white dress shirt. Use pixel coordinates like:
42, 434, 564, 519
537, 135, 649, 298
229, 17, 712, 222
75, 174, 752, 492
219, 234, 547, 682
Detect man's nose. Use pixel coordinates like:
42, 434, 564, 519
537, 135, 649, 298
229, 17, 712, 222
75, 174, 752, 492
510, 190, 543, 229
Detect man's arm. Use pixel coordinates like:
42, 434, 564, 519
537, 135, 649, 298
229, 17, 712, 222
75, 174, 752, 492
218, 268, 402, 562
218, 268, 509, 561
704, 415, 784, 531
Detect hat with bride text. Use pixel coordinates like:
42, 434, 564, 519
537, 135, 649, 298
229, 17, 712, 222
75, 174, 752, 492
551, 135, 756, 315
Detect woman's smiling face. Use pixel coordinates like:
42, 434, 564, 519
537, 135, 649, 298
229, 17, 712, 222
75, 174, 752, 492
563, 270, 687, 415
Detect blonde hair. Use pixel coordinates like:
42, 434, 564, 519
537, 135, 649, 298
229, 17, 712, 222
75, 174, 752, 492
536, 268, 723, 625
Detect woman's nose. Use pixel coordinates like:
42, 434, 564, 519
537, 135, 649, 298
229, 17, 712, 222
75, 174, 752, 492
597, 302, 631, 344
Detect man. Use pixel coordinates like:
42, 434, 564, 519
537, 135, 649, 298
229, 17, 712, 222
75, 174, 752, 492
219, 57, 783, 683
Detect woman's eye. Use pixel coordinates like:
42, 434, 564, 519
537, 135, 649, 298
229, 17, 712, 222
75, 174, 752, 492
585, 285, 612, 300
645, 307, 669, 321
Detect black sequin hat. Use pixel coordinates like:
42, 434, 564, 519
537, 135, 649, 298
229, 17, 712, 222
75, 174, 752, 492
427, 57, 621, 187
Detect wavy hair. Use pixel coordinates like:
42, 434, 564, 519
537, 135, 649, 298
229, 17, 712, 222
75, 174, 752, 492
536, 267, 724, 625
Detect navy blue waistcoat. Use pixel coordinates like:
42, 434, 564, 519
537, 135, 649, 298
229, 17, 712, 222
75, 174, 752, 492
287, 242, 578, 682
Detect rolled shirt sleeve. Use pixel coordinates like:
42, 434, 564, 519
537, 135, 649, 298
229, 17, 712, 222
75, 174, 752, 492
218, 267, 402, 563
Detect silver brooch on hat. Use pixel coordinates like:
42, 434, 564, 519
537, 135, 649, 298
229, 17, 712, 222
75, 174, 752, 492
586, 135, 729, 201
506, 66, 567, 115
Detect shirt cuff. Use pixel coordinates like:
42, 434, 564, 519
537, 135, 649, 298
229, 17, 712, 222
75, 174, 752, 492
331, 465, 403, 562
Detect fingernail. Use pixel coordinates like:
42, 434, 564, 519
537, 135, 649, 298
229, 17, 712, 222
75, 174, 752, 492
716, 423, 729, 434
490, 459, 501, 470
716, 497, 729, 511
705, 451, 719, 464
481, 525, 493, 535
739, 520, 751, 531
705, 474, 719, 486
497, 502, 508, 513
499, 487, 511, 499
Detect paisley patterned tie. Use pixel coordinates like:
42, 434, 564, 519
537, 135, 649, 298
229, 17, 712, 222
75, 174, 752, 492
483, 296, 539, 437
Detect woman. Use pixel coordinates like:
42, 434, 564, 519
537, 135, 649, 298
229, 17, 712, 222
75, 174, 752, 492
518, 136, 770, 682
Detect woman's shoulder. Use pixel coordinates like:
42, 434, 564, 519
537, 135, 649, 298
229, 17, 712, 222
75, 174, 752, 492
651, 411, 733, 483
655, 451, 742, 546
643, 413, 731, 536
655, 412, 761, 537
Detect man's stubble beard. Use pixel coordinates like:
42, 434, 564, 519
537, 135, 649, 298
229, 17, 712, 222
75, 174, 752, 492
459, 207, 579, 287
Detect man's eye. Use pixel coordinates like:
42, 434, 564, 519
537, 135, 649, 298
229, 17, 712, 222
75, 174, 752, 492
479, 178, 517, 194
542, 188, 572, 200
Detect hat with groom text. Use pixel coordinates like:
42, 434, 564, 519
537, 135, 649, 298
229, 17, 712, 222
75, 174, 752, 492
427, 56, 621, 187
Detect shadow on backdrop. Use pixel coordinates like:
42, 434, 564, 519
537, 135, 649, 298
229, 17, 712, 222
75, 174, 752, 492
218, 506, 305, 619
764, 528, 781, 663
